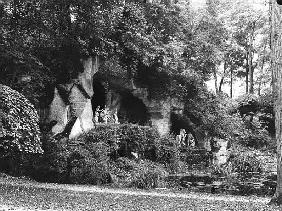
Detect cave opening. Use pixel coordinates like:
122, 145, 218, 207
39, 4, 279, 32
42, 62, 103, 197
170, 112, 198, 146
118, 91, 150, 125
91, 78, 106, 114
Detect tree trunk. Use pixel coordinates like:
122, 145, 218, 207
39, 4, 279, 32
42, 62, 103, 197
258, 79, 261, 96
213, 69, 219, 94
270, 0, 282, 205
219, 61, 227, 93
249, 22, 255, 94
258, 44, 267, 96
230, 68, 233, 98
246, 52, 249, 94
246, 67, 249, 94
12, 0, 19, 40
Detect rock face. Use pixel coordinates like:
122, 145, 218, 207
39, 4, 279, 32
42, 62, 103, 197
47, 56, 184, 138
69, 99, 94, 139
48, 57, 98, 138
146, 98, 184, 136
105, 85, 184, 136
48, 87, 69, 135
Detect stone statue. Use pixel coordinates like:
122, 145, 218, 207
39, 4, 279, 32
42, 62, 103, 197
102, 107, 110, 124
176, 129, 187, 147
113, 108, 119, 124
187, 133, 195, 147
94, 106, 100, 124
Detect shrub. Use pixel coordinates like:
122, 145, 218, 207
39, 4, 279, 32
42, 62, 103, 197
258, 91, 275, 137
0, 84, 43, 175
184, 92, 237, 138
32, 136, 112, 184
235, 117, 273, 149
76, 124, 159, 160
0, 84, 43, 154
220, 147, 262, 179
129, 160, 168, 189
235, 94, 273, 149
31, 137, 70, 183
67, 141, 111, 184
155, 134, 181, 173
33, 124, 178, 186
117, 124, 158, 159
109, 157, 168, 189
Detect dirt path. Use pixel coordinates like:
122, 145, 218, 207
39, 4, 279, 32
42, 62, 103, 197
0, 179, 271, 203
0, 178, 278, 211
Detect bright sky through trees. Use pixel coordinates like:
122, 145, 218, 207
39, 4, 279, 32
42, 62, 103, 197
192, 0, 269, 98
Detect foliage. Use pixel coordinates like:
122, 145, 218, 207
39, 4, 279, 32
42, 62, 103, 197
128, 160, 168, 189
0, 84, 43, 157
223, 149, 262, 179
185, 91, 240, 139
233, 116, 273, 149
154, 134, 180, 173
0, 48, 53, 107
33, 130, 170, 188
110, 157, 168, 189
235, 94, 273, 148
76, 124, 159, 160
32, 136, 111, 184
183, 89, 273, 150
32, 124, 162, 184
0, 0, 221, 104
258, 91, 275, 137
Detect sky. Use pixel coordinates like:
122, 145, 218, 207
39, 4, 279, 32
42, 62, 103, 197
190, 0, 206, 8
190, 0, 268, 9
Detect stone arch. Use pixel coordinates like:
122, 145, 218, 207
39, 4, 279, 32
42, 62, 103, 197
46, 57, 98, 138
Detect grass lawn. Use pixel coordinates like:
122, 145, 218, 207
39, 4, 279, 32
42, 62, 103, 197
0, 177, 280, 211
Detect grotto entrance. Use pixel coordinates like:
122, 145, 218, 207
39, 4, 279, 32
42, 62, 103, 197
170, 112, 198, 147
91, 78, 106, 114
118, 91, 150, 125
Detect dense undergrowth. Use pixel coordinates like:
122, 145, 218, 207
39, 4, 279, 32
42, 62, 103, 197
0, 85, 276, 195
27, 124, 178, 189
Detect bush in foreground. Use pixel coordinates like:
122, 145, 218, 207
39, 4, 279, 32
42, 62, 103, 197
110, 157, 168, 189
0, 84, 43, 175
31, 124, 172, 187
32, 136, 112, 185
76, 124, 159, 160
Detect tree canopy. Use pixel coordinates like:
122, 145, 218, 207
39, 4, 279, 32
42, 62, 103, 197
0, 0, 225, 103
0, 0, 273, 145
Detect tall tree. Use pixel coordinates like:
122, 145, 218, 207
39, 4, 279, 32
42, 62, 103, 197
270, 0, 282, 204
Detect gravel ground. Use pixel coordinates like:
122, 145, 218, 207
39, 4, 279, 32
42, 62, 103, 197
0, 178, 280, 211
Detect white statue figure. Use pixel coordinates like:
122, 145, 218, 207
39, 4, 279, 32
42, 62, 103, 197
102, 107, 110, 124
176, 129, 187, 146
113, 108, 119, 124
187, 133, 195, 147
94, 106, 100, 124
